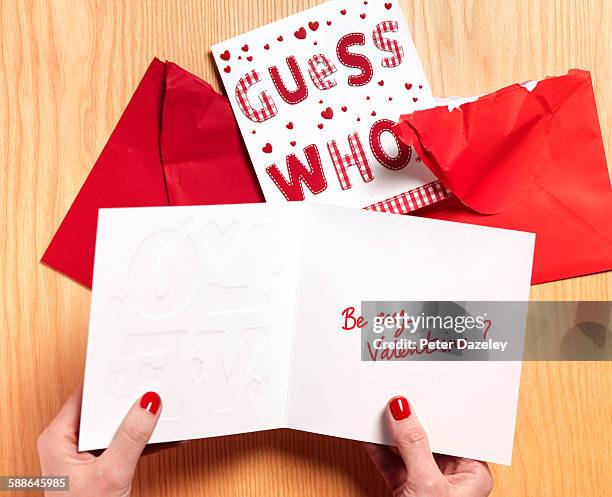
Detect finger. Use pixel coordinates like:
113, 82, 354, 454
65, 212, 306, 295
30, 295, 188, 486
364, 442, 406, 490
44, 386, 83, 443
38, 386, 84, 461
386, 396, 442, 487
102, 391, 162, 471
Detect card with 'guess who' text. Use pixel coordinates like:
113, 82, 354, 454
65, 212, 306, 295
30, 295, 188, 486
213, 0, 448, 211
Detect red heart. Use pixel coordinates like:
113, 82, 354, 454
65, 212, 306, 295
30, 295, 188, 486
340, 9, 347, 15
264, 44, 270, 50
413, 97, 419, 102
223, 66, 231, 73
251, 130, 256, 135
220, 50, 230, 61
341, 106, 348, 112
388, 97, 393, 101
247, 56, 253, 62
356, 117, 361, 122
371, 111, 377, 116
241, 44, 249, 52
309, 21, 319, 31
326, 20, 332, 26
321, 107, 334, 120
378, 80, 384, 86
366, 96, 371, 100
262, 143, 273, 154
277, 35, 284, 42
405, 83, 412, 90
419, 84, 423, 89
385, 2, 392, 9
294, 27, 307, 39
238, 56, 242, 60
319, 99, 324, 104
360, 13, 366, 19
317, 123, 324, 129
286, 122, 294, 129
290, 141, 297, 147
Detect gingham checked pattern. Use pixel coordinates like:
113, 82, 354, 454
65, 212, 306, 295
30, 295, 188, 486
308, 54, 337, 90
328, 134, 373, 190
372, 21, 404, 68
365, 181, 451, 214
235, 70, 277, 122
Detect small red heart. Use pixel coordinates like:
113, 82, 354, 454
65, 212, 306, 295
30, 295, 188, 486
313, 41, 318, 46
251, 130, 256, 134
340, 9, 347, 15
341, 106, 348, 112
238, 56, 242, 60
405, 83, 413, 90
321, 107, 334, 120
294, 27, 307, 39
220, 50, 230, 61
378, 80, 384, 86
277, 35, 284, 42
286, 122, 294, 129
371, 111, 377, 116
364, 0, 368, 4
309, 21, 319, 31
223, 66, 231, 73
264, 44, 270, 50
413, 97, 419, 102
388, 97, 393, 101
290, 141, 297, 147
262, 143, 273, 153
326, 20, 332, 26
247, 56, 253, 62
366, 96, 371, 100
356, 117, 361, 122
419, 84, 423, 89
360, 13, 366, 19
317, 123, 324, 129
319, 100, 324, 104
385, 2, 392, 9
241, 44, 249, 52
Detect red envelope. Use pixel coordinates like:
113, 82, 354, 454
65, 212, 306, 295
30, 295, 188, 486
41, 58, 263, 287
396, 70, 612, 284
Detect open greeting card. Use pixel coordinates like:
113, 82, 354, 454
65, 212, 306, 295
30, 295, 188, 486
212, 0, 447, 211
81, 203, 534, 464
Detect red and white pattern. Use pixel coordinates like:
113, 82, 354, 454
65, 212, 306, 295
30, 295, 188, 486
235, 70, 278, 122
308, 54, 338, 90
328, 133, 373, 190
365, 181, 451, 214
372, 21, 404, 68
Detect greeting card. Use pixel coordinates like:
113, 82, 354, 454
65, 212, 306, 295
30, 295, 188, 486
212, 0, 447, 210
80, 203, 535, 464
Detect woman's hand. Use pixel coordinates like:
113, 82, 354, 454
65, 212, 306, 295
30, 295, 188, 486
366, 396, 493, 497
37, 387, 162, 497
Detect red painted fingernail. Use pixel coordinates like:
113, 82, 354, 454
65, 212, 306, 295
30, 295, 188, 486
389, 396, 411, 420
139, 391, 161, 415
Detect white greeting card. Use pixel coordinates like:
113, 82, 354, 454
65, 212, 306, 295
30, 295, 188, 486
80, 204, 534, 464
212, 0, 444, 211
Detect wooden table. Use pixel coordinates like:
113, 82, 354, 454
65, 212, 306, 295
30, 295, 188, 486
1, 1, 610, 495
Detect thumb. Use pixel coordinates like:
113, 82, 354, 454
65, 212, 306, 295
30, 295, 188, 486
386, 396, 444, 491
101, 392, 162, 474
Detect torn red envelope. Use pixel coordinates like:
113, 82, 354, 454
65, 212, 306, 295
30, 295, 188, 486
395, 69, 612, 284
41, 58, 263, 287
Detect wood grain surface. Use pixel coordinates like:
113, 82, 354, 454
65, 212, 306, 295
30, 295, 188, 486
1, 1, 610, 496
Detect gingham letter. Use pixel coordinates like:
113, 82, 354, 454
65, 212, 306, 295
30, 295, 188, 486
369, 119, 411, 170
327, 133, 374, 190
266, 145, 327, 200
235, 70, 278, 122
307, 54, 338, 90
269, 56, 309, 104
372, 21, 404, 68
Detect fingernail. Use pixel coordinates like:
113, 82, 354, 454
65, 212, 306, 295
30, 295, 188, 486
389, 395, 411, 420
139, 391, 161, 415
